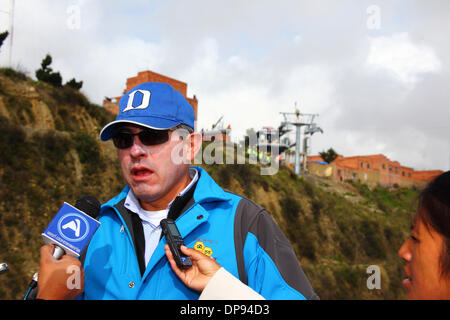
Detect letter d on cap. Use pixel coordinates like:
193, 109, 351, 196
123, 90, 151, 112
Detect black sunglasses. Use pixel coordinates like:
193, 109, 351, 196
112, 129, 170, 149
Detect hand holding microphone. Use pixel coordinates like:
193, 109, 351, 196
36, 244, 85, 300
24, 195, 101, 300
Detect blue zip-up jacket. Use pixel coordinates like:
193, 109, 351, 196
80, 167, 318, 300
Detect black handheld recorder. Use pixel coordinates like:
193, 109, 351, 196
161, 218, 192, 269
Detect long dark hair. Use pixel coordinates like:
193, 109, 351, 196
415, 171, 450, 276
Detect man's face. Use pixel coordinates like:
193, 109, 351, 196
116, 125, 189, 210
398, 214, 450, 299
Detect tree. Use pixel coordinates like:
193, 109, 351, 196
65, 78, 83, 90
319, 148, 338, 163
0, 31, 8, 51
35, 54, 62, 87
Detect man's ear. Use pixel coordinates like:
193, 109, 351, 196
184, 132, 202, 162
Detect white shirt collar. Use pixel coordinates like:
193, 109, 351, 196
124, 167, 199, 217
174, 167, 198, 202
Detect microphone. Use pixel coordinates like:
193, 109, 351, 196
50, 195, 101, 259
23, 195, 101, 300
42, 195, 101, 259
0, 263, 8, 275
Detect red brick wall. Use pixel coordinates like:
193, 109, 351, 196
125, 71, 187, 96
307, 153, 443, 186
412, 170, 444, 182
103, 70, 198, 121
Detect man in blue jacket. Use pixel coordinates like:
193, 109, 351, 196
37, 82, 318, 300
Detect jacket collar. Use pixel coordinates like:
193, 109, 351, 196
191, 166, 230, 204
102, 166, 230, 211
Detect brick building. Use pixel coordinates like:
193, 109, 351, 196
307, 153, 443, 187
103, 70, 198, 124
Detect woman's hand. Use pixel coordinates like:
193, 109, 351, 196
164, 244, 221, 292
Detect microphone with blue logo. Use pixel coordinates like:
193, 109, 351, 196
23, 195, 101, 300
42, 195, 101, 259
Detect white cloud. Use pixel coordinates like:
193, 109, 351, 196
0, 1, 448, 171
367, 32, 441, 85
293, 34, 302, 45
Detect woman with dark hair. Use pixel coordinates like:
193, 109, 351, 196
398, 171, 450, 299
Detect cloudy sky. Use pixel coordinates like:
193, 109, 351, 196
0, 0, 449, 171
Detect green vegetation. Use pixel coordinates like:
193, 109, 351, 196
319, 147, 338, 163
0, 67, 27, 82
0, 68, 121, 299
35, 54, 83, 90
65, 78, 83, 90
35, 54, 63, 87
352, 182, 418, 213
0, 67, 418, 299
0, 31, 8, 51
201, 158, 417, 299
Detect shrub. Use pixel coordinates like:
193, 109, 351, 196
35, 54, 62, 87
280, 192, 302, 220
0, 31, 8, 50
31, 131, 72, 172
71, 131, 104, 174
65, 78, 83, 90
311, 198, 323, 220
303, 181, 315, 198
4, 95, 34, 123
0, 67, 27, 81
0, 119, 27, 167
360, 219, 387, 259
289, 217, 317, 261
50, 85, 89, 108
319, 147, 338, 163
217, 166, 231, 189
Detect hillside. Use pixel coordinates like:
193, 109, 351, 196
0, 68, 417, 299
203, 163, 417, 299
0, 68, 123, 299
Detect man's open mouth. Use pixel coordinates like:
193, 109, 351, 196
131, 167, 153, 177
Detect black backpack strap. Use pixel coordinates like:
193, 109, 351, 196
130, 212, 146, 276
112, 199, 147, 276
233, 197, 319, 300
233, 199, 252, 285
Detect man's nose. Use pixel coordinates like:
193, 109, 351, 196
129, 136, 148, 157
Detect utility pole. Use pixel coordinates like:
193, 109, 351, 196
9, 0, 14, 67
279, 111, 320, 176
0, 0, 14, 67
448, 139, 450, 171
294, 121, 302, 175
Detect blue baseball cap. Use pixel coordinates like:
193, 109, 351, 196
99, 82, 195, 141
